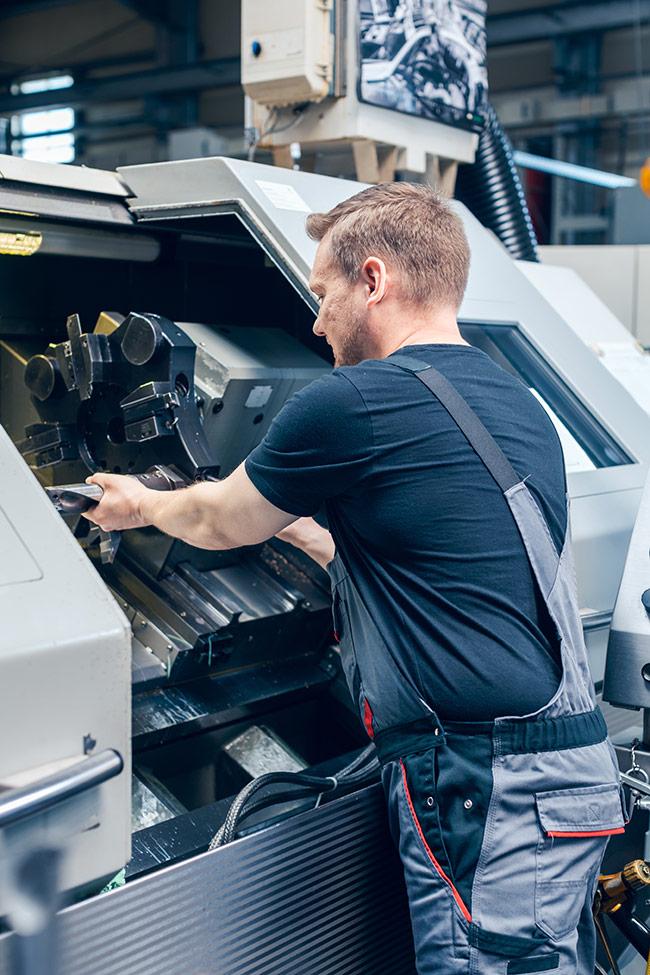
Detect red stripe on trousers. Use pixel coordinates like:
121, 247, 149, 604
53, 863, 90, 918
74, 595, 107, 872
399, 759, 472, 923
547, 828, 625, 838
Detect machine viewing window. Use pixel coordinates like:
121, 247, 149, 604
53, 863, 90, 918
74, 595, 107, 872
460, 322, 632, 472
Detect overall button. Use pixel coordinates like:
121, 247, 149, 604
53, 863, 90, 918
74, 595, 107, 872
463, 798, 473, 810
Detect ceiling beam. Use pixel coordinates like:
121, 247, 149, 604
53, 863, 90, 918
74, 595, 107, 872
0, 50, 157, 88
488, 0, 650, 47
0, 57, 240, 114
116, 0, 178, 30
0, 0, 89, 19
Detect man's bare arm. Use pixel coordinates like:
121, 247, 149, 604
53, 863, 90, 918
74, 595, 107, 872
275, 517, 336, 570
83, 463, 297, 549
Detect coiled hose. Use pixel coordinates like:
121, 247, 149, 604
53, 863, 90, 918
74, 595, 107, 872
456, 102, 539, 262
208, 744, 379, 851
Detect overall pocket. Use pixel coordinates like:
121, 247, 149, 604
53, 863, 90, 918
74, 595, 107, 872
400, 751, 473, 923
534, 783, 625, 940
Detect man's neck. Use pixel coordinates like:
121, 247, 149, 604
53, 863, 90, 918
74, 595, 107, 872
376, 309, 468, 359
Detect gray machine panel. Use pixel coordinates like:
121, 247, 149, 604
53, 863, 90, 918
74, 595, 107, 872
0, 508, 42, 587
605, 469, 650, 709
120, 157, 364, 307
0, 426, 131, 906
0, 153, 129, 198
181, 322, 329, 477
0, 785, 416, 975
0, 151, 135, 226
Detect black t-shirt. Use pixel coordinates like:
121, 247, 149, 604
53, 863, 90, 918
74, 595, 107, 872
245, 344, 566, 721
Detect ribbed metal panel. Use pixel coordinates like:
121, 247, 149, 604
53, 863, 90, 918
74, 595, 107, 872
0, 786, 417, 975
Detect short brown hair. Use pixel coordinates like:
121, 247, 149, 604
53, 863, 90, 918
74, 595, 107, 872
306, 182, 469, 309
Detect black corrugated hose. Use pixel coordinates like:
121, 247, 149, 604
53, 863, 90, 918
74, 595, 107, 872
208, 745, 379, 850
456, 102, 539, 262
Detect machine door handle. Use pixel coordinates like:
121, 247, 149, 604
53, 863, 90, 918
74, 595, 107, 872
0, 749, 124, 829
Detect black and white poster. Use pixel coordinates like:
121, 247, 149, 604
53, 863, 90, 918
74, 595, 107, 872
358, 0, 488, 132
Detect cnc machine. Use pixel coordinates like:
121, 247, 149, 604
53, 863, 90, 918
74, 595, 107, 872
0, 155, 649, 974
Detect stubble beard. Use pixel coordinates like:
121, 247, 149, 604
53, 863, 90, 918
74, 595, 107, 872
333, 313, 369, 368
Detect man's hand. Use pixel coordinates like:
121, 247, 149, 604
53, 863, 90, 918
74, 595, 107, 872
275, 517, 335, 570
82, 473, 152, 532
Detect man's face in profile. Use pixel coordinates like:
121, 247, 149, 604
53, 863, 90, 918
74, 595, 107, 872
309, 238, 372, 368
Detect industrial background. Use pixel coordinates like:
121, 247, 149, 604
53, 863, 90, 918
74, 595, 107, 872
1, 0, 649, 246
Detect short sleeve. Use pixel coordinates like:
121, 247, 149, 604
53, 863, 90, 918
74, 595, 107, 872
245, 370, 373, 516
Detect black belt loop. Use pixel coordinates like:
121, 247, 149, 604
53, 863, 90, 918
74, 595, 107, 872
373, 714, 446, 766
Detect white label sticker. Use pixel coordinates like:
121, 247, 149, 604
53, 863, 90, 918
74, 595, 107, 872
245, 385, 273, 409
255, 179, 311, 213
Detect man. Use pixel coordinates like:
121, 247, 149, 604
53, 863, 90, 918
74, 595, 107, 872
85, 183, 623, 975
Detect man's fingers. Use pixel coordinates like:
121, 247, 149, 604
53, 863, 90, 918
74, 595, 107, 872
81, 509, 101, 523
86, 472, 112, 488
77, 472, 149, 533
82, 510, 110, 532
83, 473, 115, 524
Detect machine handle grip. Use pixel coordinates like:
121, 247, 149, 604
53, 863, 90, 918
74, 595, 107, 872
46, 465, 185, 515
0, 749, 123, 829
133, 464, 187, 492
46, 483, 104, 514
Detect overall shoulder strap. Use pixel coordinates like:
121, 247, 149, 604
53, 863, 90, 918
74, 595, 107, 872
389, 353, 522, 494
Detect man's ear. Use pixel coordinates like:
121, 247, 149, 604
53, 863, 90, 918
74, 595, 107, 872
361, 256, 388, 307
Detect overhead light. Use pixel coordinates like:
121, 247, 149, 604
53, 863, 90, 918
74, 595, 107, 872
512, 150, 637, 190
0, 217, 160, 262
0, 230, 42, 256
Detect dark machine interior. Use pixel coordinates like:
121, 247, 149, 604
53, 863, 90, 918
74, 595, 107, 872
0, 215, 320, 361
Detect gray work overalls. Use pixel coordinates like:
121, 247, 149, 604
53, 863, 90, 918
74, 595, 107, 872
328, 355, 625, 975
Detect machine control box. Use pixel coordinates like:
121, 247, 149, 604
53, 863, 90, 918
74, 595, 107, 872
241, 0, 334, 107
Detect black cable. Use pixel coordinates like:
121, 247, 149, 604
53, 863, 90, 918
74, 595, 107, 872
209, 772, 337, 850
218, 764, 379, 847
208, 747, 379, 851
337, 744, 376, 776
217, 786, 320, 844
456, 102, 539, 262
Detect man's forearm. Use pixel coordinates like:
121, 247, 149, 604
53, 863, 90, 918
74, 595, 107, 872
84, 464, 302, 550
142, 489, 337, 566
275, 517, 336, 570
141, 482, 230, 549
289, 530, 335, 570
